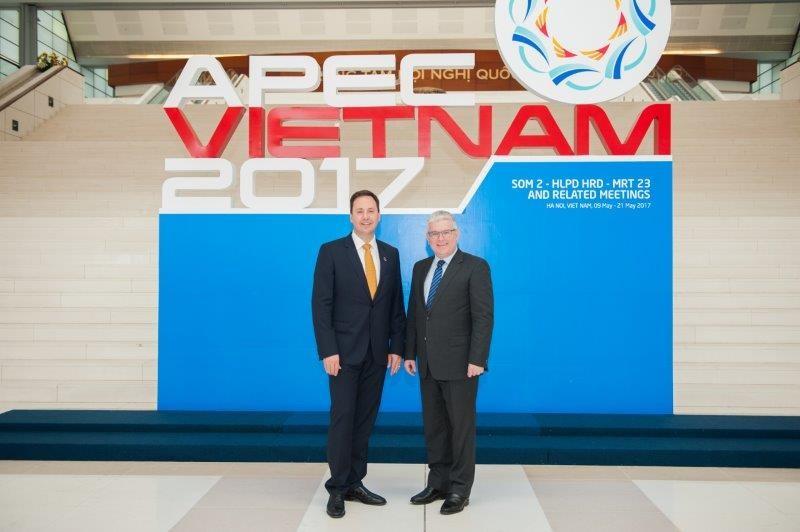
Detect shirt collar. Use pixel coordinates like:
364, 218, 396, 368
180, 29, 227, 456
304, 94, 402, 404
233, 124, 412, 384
433, 248, 458, 266
351, 231, 376, 250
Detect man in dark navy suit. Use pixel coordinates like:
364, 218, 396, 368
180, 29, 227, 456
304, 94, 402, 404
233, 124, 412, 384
404, 210, 493, 515
311, 190, 406, 519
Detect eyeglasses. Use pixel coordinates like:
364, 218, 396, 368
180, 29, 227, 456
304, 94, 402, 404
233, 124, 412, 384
427, 229, 457, 239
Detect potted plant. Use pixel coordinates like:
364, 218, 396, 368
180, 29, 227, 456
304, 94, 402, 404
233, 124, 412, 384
36, 52, 68, 72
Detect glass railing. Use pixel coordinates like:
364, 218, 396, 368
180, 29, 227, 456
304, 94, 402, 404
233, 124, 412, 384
670, 65, 714, 101
644, 67, 675, 101
642, 65, 718, 101
143, 68, 241, 105
146, 85, 170, 105
644, 67, 684, 100
752, 52, 800, 95
641, 78, 669, 101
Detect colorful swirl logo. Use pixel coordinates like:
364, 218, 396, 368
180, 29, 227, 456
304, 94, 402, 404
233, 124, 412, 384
495, 0, 671, 104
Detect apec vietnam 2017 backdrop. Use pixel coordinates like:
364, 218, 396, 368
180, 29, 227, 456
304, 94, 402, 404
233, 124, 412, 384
158, 157, 672, 414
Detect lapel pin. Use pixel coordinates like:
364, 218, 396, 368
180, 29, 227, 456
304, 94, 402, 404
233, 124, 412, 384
383, 256, 387, 262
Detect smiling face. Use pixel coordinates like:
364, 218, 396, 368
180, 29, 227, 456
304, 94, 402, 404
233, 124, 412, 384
427, 218, 459, 259
350, 195, 380, 241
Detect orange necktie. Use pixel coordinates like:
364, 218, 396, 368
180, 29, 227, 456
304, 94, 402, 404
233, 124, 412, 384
363, 243, 377, 299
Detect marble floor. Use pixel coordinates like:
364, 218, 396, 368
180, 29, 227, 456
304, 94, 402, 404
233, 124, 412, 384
1, 461, 799, 531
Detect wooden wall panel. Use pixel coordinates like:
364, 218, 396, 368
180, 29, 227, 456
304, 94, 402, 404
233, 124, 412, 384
656, 55, 757, 82
109, 52, 759, 92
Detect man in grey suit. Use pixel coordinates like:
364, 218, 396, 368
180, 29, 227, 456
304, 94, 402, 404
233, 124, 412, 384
403, 210, 494, 515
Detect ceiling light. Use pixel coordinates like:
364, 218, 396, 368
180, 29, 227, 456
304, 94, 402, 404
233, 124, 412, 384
126, 54, 244, 60
662, 49, 723, 55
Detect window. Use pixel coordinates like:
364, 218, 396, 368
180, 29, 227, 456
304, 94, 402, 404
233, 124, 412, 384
753, 62, 781, 94
80, 66, 114, 98
0, 8, 20, 77
36, 10, 114, 97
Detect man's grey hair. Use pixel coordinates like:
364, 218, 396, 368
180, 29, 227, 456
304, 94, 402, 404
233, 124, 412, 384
426, 210, 458, 230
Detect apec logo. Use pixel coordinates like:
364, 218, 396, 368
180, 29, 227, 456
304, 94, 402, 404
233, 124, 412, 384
495, 0, 671, 104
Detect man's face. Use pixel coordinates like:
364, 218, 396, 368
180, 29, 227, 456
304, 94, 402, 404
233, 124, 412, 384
350, 195, 380, 239
427, 218, 459, 258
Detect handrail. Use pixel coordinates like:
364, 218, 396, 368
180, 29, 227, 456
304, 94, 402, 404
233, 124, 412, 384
642, 65, 718, 101
646, 66, 686, 100
0, 64, 66, 112
669, 65, 714, 101
142, 68, 182, 105
135, 83, 165, 105
0, 66, 38, 100
641, 78, 667, 101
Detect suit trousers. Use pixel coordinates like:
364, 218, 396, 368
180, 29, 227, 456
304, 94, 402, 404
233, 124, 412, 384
421, 374, 479, 498
325, 350, 385, 495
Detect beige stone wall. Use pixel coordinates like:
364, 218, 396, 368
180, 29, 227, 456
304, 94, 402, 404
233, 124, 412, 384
0, 100, 798, 413
781, 62, 800, 100
0, 68, 84, 142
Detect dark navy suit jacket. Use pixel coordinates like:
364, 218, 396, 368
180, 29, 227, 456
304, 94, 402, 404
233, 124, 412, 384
312, 235, 406, 365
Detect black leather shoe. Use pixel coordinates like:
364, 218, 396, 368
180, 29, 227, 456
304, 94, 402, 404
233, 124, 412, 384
326, 493, 345, 518
345, 484, 387, 505
410, 486, 446, 505
440, 493, 469, 515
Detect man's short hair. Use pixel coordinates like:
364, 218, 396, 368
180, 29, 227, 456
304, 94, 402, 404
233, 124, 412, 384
427, 210, 458, 230
350, 190, 380, 212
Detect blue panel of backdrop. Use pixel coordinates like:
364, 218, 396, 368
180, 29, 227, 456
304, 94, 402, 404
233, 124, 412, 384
159, 159, 673, 413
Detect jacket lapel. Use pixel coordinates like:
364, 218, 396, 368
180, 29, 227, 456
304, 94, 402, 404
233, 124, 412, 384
342, 236, 371, 300
373, 240, 391, 300
417, 257, 433, 309
428, 249, 463, 312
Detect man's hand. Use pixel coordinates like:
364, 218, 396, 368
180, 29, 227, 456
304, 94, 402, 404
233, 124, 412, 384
388, 354, 402, 375
467, 363, 484, 378
404, 360, 417, 376
323, 354, 341, 376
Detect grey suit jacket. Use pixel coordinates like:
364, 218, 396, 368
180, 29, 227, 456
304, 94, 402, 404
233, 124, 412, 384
404, 249, 494, 380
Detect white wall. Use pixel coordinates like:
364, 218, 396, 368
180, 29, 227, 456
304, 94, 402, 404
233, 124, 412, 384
0, 100, 798, 414
113, 84, 157, 98
700, 79, 751, 94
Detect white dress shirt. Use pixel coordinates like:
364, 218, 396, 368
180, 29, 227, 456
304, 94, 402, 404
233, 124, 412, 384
423, 249, 457, 302
351, 231, 381, 284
